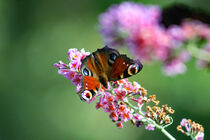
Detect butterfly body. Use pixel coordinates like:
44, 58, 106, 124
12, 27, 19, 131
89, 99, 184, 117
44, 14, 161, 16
78, 46, 143, 101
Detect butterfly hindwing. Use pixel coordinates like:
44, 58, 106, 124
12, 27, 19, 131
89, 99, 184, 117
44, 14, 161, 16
78, 76, 100, 101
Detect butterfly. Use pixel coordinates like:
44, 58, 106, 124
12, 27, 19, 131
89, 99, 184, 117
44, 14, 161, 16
78, 46, 143, 101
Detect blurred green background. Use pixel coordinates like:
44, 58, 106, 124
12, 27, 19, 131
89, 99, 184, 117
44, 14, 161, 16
0, 0, 210, 140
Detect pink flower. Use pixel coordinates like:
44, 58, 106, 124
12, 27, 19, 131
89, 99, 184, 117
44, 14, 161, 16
116, 122, 124, 128
133, 113, 143, 121
69, 60, 82, 71
145, 124, 155, 131
96, 102, 103, 109
80, 48, 90, 60
108, 103, 116, 111
109, 111, 118, 121
162, 59, 186, 76
178, 50, 191, 62
114, 89, 126, 101
129, 25, 171, 62
167, 25, 184, 42
99, 2, 210, 76
58, 68, 70, 75
68, 48, 81, 60
76, 84, 82, 92
54, 61, 68, 69
180, 118, 187, 126
132, 81, 141, 92
72, 74, 82, 85
118, 105, 126, 112
99, 2, 161, 48
106, 94, 115, 103
195, 132, 204, 140
182, 20, 210, 39
121, 110, 132, 122
62, 70, 76, 80
131, 96, 143, 107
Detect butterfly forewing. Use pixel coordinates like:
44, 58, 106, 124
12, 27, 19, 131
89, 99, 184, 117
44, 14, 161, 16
108, 55, 143, 81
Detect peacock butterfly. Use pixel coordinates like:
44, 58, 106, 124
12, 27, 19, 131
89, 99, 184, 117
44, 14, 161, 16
78, 46, 143, 101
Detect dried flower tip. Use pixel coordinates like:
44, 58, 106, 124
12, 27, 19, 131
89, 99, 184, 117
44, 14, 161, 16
139, 88, 147, 96
177, 125, 185, 133
154, 100, 160, 105
162, 104, 168, 111
158, 112, 166, 120
152, 106, 160, 111
187, 119, 192, 124
165, 117, 171, 124
145, 113, 150, 118
142, 97, 148, 103
146, 106, 153, 112
148, 95, 156, 102
200, 125, 204, 132
168, 107, 175, 114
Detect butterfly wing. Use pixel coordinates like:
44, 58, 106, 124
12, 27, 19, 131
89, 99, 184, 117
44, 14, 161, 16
78, 76, 100, 101
100, 46, 143, 81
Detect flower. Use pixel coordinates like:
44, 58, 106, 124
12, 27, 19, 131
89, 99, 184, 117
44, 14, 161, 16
177, 118, 204, 140
99, 2, 210, 76
116, 122, 123, 128
99, 2, 161, 48
162, 59, 187, 76
145, 124, 155, 131
99, 2, 168, 62
54, 48, 89, 88
55, 48, 174, 131
195, 132, 204, 140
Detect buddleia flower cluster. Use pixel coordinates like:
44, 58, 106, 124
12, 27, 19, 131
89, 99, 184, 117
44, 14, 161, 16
99, 2, 210, 76
177, 118, 204, 140
54, 48, 176, 139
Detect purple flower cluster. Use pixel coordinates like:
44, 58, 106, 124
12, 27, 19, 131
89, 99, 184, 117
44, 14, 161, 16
54, 48, 174, 130
54, 48, 89, 89
177, 118, 204, 140
99, 2, 210, 76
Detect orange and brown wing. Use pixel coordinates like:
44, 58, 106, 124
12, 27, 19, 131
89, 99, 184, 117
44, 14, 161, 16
78, 76, 100, 101
108, 55, 143, 81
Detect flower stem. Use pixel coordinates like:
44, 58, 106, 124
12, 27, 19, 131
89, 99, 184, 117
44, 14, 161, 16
161, 128, 176, 140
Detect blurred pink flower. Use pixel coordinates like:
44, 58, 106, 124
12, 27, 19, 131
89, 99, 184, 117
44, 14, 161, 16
162, 59, 187, 76
99, 2, 210, 76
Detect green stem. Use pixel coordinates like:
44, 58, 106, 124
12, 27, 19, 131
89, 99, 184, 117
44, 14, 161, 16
161, 128, 176, 140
